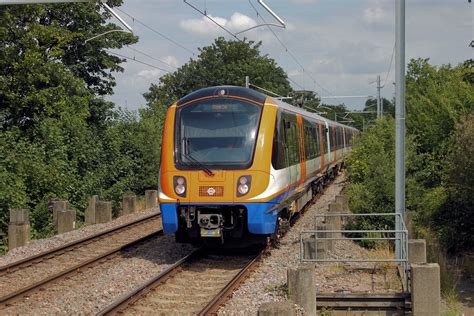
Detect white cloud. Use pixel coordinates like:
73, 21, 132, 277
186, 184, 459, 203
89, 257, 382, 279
179, 12, 257, 35
162, 55, 180, 68
362, 7, 390, 26
137, 69, 162, 79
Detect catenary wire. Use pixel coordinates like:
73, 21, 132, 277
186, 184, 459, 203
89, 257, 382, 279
183, 0, 242, 42
125, 46, 178, 71
116, 7, 196, 56
105, 50, 171, 73
248, 0, 343, 104
382, 43, 396, 88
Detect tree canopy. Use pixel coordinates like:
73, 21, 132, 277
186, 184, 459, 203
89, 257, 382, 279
346, 58, 474, 253
143, 37, 293, 108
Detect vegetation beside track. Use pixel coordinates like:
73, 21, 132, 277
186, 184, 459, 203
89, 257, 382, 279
346, 58, 473, 308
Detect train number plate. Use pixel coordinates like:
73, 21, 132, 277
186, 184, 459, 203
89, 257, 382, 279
201, 229, 221, 237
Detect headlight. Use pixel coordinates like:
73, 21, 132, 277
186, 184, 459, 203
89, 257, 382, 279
237, 176, 251, 197
173, 176, 186, 197
175, 184, 186, 195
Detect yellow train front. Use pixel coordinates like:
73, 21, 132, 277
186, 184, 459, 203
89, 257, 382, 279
159, 86, 356, 246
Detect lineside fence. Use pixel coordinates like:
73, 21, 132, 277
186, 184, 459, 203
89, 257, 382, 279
299, 212, 409, 289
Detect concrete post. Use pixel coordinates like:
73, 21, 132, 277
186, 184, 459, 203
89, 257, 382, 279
408, 239, 427, 265
411, 263, 440, 316
287, 266, 316, 315
50, 200, 68, 230
122, 194, 137, 215
57, 209, 76, 234
85, 195, 98, 225
327, 202, 342, 238
145, 190, 158, 209
335, 195, 349, 213
8, 209, 30, 250
303, 235, 327, 260
95, 201, 112, 224
317, 224, 333, 252
258, 301, 295, 316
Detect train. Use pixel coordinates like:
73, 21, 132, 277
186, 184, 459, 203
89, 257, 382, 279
158, 86, 358, 246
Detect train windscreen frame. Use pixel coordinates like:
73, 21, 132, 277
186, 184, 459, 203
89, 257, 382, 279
174, 97, 262, 170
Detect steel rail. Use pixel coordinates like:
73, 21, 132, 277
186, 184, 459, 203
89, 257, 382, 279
198, 249, 266, 315
0, 228, 163, 307
97, 249, 202, 315
0, 211, 160, 275
197, 179, 329, 314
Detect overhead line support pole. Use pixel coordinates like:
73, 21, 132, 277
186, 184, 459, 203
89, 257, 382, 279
395, 0, 406, 261
377, 75, 381, 119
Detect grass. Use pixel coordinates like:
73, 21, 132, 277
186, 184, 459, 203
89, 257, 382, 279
264, 283, 289, 298
136, 196, 146, 212
418, 228, 464, 311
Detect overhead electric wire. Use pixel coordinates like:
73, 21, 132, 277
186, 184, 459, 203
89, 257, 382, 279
248, 0, 343, 105
105, 50, 171, 73
183, 0, 242, 42
125, 46, 178, 71
116, 7, 196, 56
382, 43, 396, 88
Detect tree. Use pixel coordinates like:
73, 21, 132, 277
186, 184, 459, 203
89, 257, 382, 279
346, 59, 474, 254
363, 98, 394, 119
406, 58, 473, 154
290, 90, 321, 110
432, 110, 474, 252
0, 2, 143, 249
0, 1, 138, 132
144, 37, 293, 108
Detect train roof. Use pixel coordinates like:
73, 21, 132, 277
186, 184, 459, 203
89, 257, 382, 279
176, 85, 358, 132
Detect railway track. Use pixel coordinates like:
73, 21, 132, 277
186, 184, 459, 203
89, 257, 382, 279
98, 177, 335, 315
98, 248, 265, 315
0, 212, 162, 307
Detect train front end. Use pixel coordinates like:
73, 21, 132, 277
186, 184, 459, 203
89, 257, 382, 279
158, 86, 278, 246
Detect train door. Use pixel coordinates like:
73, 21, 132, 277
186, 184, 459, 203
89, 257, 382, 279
282, 112, 299, 190
332, 124, 337, 164
318, 121, 325, 172
342, 126, 346, 157
324, 120, 331, 169
296, 115, 305, 186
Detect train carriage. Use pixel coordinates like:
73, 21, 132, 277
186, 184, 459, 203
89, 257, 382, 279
158, 86, 358, 246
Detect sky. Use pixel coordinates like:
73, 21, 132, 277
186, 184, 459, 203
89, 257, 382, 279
105, 0, 473, 111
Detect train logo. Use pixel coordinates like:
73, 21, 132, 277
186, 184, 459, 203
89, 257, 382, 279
207, 187, 216, 196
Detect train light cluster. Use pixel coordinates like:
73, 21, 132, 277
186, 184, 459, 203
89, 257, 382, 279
174, 176, 186, 197
237, 176, 251, 196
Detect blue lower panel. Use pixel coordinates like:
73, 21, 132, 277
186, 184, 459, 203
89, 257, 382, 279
160, 203, 178, 233
245, 203, 278, 234
159, 202, 278, 235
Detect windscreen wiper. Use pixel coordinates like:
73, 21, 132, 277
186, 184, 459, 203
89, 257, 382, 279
183, 153, 214, 177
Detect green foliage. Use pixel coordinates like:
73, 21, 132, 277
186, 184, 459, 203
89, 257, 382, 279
0, 3, 143, 251
346, 59, 474, 254
432, 111, 474, 252
144, 37, 293, 108
346, 118, 417, 240
406, 58, 473, 153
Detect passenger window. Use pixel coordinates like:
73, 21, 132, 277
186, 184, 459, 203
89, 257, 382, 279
271, 114, 287, 170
